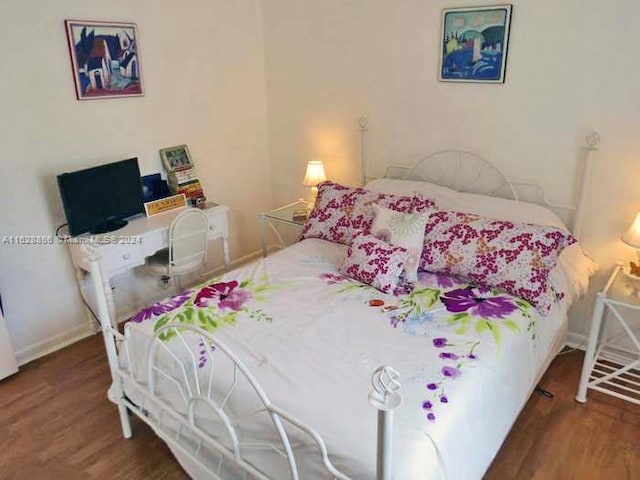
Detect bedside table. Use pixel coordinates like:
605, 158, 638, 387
259, 200, 309, 257
576, 265, 640, 405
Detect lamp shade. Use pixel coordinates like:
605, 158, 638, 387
621, 212, 640, 248
302, 160, 327, 187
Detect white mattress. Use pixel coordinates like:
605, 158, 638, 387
118, 238, 568, 479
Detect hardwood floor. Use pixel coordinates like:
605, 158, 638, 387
1, 335, 638, 479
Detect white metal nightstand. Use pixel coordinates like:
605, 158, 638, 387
259, 200, 309, 257
576, 265, 640, 405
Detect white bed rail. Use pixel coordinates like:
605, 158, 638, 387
87, 247, 367, 480
358, 117, 600, 240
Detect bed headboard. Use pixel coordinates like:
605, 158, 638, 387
357, 117, 600, 240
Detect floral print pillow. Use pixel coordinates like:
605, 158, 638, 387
301, 181, 436, 246
339, 234, 410, 294
419, 209, 576, 314
371, 205, 428, 283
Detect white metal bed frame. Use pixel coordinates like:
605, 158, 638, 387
88, 118, 599, 480
358, 116, 600, 238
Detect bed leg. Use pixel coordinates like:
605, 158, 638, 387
376, 409, 394, 480
118, 402, 133, 438
369, 366, 403, 480
86, 247, 134, 439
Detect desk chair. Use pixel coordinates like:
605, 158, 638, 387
146, 208, 208, 288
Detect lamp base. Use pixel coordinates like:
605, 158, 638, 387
307, 186, 318, 206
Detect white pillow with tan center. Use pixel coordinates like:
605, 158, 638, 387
370, 204, 428, 282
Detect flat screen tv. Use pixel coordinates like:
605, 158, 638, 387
57, 158, 144, 236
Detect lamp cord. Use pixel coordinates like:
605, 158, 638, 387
55, 223, 69, 241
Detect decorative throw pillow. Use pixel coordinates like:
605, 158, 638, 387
370, 205, 428, 282
339, 234, 410, 294
418, 209, 577, 314
301, 181, 436, 246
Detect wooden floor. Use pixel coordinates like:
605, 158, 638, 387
1, 336, 639, 480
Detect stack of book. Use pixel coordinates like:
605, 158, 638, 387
168, 169, 206, 205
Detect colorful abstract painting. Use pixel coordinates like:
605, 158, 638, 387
65, 20, 144, 100
439, 5, 512, 83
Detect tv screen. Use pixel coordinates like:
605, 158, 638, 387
57, 158, 144, 236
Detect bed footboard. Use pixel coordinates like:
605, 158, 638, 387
87, 249, 399, 479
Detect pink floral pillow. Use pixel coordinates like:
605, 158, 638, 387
301, 181, 436, 246
339, 234, 410, 294
419, 209, 577, 314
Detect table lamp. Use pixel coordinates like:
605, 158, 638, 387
302, 160, 327, 204
621, 212, 640, 276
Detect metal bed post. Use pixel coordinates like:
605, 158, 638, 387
369, 366, 403, 480
86, 245, 132, 439
359, 117, 369, 186
572, 132, 600, 239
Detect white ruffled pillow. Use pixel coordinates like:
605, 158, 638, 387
370, 205, 428, 282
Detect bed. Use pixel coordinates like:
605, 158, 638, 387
87, 120, 600, 479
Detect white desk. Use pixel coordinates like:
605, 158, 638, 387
67, 204, 229, 332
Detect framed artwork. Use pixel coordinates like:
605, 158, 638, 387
439, 5, 512, 83
160, 145, 194, 172
65, 20, 144, 100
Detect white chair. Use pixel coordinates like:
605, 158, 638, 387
146, 208, 208, 288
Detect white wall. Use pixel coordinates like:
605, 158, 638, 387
2, 0, 639, 362
0, 0, 271, 362
261, 0, 640, 337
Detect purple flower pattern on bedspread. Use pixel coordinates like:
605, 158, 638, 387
321, 269, 535, 422
440, 287, 518, 318
131, 291, 192, 323
194, 280, 252, 310
131, 276, 278, 368
421, 337, 481, 422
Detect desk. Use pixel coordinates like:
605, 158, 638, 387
67, 204, 229, 332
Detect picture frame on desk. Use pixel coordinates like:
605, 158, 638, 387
159, 144, 194, 172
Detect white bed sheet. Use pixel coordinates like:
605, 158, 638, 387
119, 238, 568, 480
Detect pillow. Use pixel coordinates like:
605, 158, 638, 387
301, 181, 435, 246
366, 178, 565, 228
339, 234, 410, 294
419, 208, 577, 314
370, 205, 428, 282
366, 177, 598, 302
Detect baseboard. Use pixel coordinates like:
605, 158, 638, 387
566, 330, 640, 358
565, 331, 588, 351
200, 249, 262, 278
14, 323, 94, 366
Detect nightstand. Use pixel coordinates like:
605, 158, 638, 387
576, 265, 640, 405
259, 200, 309, 257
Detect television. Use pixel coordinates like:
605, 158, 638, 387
57, 158, 145, 236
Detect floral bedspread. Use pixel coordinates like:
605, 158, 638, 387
125, 238, 564, 480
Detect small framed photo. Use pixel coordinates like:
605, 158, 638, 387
159, 145, 193, 172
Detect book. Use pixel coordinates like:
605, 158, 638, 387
167, 168, 198, 185
169, 180, 202, 195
